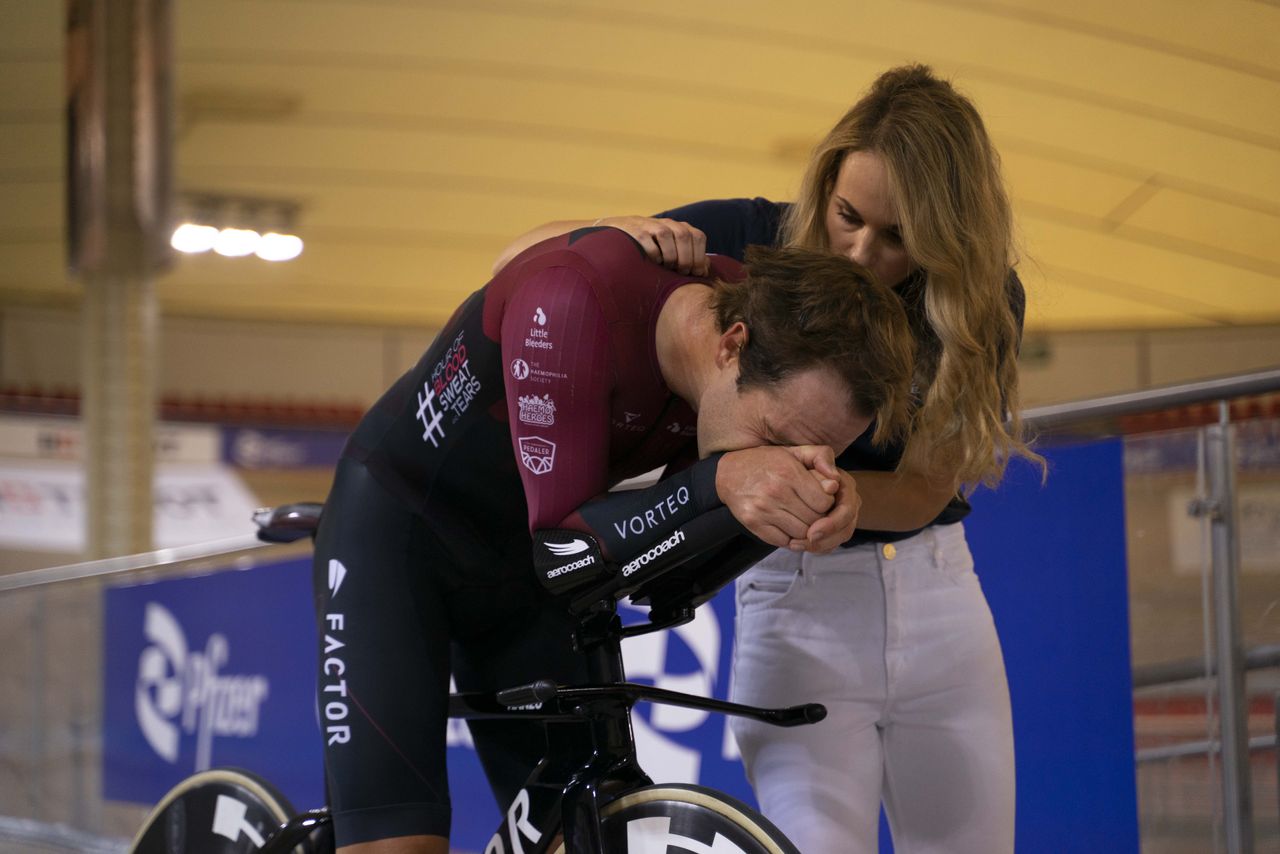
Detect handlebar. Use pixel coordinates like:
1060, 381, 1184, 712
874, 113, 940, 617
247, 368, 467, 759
493, 678, 827, 729
254, 500, 769, 631
565, 507, 760, 616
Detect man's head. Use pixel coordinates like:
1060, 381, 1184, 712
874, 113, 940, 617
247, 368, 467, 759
695, 246, 915, 458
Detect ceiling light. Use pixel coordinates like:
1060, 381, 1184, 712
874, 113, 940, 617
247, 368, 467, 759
213, 227, 260, 257
255, 232, 304, 262
170, 223, 219, 253
173, 192, 304, 261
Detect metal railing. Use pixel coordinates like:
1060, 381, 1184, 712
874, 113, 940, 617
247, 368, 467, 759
1026, 365, 1280, 854
1022, 366, 1280, 437
1133, 645, 1280, 764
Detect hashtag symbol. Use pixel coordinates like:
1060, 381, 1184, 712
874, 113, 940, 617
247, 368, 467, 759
416, 385, 446, 448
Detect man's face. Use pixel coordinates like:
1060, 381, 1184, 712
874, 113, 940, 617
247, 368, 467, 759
696, 359, 871, 459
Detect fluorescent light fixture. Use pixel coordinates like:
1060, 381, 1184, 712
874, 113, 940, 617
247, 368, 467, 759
255, 232, 304, 262
170, 222, 219, 253
213, 227, 260, 257
173, 193, 304, 261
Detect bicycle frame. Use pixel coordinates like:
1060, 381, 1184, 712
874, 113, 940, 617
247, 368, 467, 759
261, 597, 821, 854
250, 503, 819, 854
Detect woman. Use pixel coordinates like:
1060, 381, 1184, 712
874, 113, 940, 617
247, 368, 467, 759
496, 65, 1041, 853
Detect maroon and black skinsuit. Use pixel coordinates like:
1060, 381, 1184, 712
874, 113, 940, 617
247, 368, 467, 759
312, 227, 751, 846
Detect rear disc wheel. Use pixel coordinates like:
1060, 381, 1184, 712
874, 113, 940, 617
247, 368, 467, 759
128, 767, 307, 854
553, 783, 799, 854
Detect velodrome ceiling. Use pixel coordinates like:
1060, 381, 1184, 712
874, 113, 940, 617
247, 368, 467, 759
1, 0, 1278, 331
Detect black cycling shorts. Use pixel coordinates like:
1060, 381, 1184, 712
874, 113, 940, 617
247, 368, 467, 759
311, 457, 589, 846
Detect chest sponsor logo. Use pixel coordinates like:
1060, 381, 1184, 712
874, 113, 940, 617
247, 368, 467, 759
430, 332, 482, 424
518, 436, 556, 475
613, 485, 691, 539
415, 384, 447, 448
517, 393, 556, 426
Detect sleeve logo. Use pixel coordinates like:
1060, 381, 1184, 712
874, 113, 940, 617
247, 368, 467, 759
517, 393, 556, 426
518, 436, 556, 475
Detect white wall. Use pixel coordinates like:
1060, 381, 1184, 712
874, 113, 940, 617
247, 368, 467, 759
1, 306, 438, 408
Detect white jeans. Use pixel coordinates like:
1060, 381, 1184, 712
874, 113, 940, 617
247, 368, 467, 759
729, 523, 1014, 854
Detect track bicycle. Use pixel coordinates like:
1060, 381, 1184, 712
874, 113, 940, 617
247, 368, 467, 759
129, 502, 825, 854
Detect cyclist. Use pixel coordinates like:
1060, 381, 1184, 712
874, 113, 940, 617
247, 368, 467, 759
313, 226, 915, 853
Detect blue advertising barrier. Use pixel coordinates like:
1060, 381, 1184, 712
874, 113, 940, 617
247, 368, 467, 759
104, 438, 1137, 851
103, 556, 325, 810
967, 438, 1139, 853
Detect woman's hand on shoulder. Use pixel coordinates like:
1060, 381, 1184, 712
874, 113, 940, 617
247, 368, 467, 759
596, 216, 709, 276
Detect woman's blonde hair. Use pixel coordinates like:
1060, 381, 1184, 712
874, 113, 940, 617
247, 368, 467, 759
780, 64, 1041, 487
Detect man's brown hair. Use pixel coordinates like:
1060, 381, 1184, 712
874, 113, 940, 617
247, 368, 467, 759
711, 246, 916, 445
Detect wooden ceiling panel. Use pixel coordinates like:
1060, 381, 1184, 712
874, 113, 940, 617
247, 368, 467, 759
1120, 187, 1280, 269
0, 184, 59, 230
0, 242, 71, 293
965, 0, 1280, 75
901, 16, 1277, 139
0, 120, 60, 173
2, 0, 1277, 332
177, 121, 796, 214
975, 84, 1280, 202
1020, 218, 1279, 316
0, 0, 57, 53
158, 242, 492, 326
175, 62, 828, 162
1002, 151, 1145, 221
0, 59, 58, 111
1022, 277, 1219, 329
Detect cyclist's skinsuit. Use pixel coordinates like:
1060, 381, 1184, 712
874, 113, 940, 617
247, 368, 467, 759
313, 227, 747, 847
